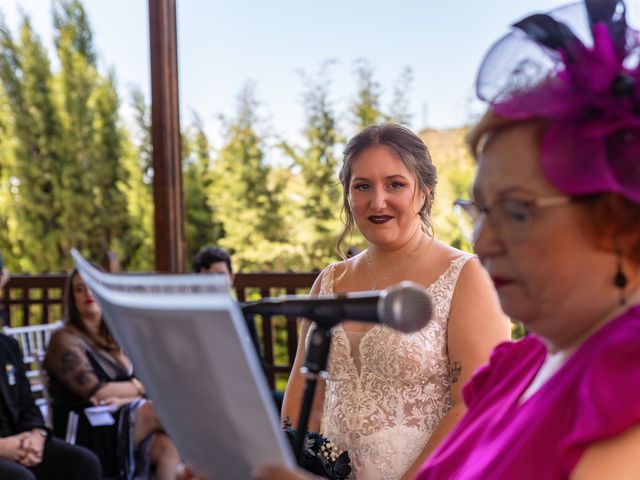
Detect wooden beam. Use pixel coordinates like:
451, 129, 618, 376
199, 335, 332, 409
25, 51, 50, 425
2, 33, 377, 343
148, 0, 185, 272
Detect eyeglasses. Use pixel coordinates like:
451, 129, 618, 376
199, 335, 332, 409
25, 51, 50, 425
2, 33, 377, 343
453, 196, 572, 243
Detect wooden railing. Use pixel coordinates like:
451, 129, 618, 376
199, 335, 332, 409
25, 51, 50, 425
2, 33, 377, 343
235, 273, 317, 388
1, 272, 318, 389
2, 275, 67, 328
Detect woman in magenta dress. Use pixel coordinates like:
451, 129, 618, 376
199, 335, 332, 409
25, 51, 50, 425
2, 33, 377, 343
256, 0, 640, 479
419, 0, 640, 477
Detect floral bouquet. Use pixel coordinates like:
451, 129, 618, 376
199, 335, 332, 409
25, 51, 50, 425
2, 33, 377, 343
282, 420, 351, 480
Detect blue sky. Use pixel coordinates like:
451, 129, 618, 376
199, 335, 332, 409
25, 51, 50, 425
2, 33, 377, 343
5, 0, 639, 145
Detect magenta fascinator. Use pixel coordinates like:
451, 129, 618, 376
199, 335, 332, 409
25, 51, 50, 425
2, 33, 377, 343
476, 0, 640, 204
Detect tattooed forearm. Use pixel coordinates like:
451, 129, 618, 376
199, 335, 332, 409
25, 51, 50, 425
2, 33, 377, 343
61, 350, 81, 373
60, 348, 98, 390
450, 361, 462, 383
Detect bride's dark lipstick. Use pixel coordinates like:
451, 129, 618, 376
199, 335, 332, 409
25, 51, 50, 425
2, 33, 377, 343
368, 215, 393, 224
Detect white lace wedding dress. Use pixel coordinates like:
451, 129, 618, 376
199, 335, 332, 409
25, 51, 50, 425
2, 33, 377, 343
317, 255, 472, 480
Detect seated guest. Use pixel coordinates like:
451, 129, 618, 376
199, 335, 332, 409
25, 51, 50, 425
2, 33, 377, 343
44, 269, 181, 480
192, 246, 235, 278
192, 246, 261, 358
192, 246, 284, 412
257, 1, 640, 479
0, 332, 101, 479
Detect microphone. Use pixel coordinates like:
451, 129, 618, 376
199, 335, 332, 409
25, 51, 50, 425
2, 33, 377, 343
241, 281, 433, 333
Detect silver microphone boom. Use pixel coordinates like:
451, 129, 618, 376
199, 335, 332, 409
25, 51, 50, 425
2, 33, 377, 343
242, 281, 432, 333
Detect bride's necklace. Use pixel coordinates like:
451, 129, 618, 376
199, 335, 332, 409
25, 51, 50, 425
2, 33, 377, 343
365, 232, 426, 290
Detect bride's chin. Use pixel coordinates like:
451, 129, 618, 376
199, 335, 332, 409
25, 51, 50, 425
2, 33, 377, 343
361, 226, 396, 242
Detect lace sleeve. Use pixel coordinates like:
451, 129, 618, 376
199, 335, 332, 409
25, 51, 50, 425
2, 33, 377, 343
44, 328, 104, 400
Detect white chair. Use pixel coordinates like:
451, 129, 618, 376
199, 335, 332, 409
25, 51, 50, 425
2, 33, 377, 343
2, 321, 63, 427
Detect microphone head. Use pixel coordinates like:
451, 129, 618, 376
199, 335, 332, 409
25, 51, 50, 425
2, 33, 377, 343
378, 281, 433, 333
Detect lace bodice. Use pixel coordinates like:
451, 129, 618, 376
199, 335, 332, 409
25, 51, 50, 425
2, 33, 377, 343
317, 255, 472, 480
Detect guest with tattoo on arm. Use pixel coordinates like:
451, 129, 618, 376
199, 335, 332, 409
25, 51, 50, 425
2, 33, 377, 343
43, 269, 181, 480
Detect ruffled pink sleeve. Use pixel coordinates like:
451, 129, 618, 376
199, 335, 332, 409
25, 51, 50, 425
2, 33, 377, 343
463, 340, 517, 407
463, 337, 545, 409
561, 321, 640, 472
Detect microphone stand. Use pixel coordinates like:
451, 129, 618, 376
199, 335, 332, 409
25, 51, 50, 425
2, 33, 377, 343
294, 323, 333, 466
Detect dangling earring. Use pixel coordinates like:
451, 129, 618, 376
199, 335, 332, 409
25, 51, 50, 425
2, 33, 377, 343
614, 250, 628, 306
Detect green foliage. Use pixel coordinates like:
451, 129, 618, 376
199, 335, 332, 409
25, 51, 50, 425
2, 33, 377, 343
386, 67, 414, 126
117, 128, 154, 271
53, 0, 96, 66
0, 16, 67, 271
112, 86, 154, 271
420, 128, 475, 252
0, 2, 152, 272
53, 0, 134, 269
54, 0, 103, 262
279, 62, 344, 269
0, 84, 16, 260
182, 113, 223, 260
350, 58, 384, 131
511, 321, 527, 340
130, 87, 153, 185
210, 83, 293, 271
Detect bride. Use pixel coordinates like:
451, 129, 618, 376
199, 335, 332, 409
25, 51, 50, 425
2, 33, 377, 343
281, 123, 509, 480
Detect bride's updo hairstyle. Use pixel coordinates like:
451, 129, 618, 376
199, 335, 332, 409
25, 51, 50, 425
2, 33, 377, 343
337, 123, 438, 259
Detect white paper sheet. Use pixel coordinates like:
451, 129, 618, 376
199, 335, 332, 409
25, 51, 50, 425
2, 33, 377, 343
72, 249, 295, 479
84, 405, 117, 426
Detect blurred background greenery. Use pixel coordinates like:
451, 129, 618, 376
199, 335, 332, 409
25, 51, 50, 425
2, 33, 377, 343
0, 0, 477, 275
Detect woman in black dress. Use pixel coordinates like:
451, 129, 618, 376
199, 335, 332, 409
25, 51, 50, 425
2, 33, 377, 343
44, 269, 180, 479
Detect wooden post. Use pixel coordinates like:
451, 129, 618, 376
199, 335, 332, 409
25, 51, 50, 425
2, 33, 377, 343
101, 251, 121, 273
148, 0, 185, 272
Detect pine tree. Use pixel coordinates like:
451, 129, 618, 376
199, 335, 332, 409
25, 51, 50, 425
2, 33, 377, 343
387, 67, 414, 126
0, 82, 16, 267
0, 16, 67, 271
130, 88, 153, 185
0, 2, 153, 271
118, 87, 154, 270
53, 0, 100, 260
211, 83, 293, 270
88, 72, 130, 258
182, 113, 223, 260
350, 58, 384, 131
53, 0, 132, 266
281, 61, 343, 268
